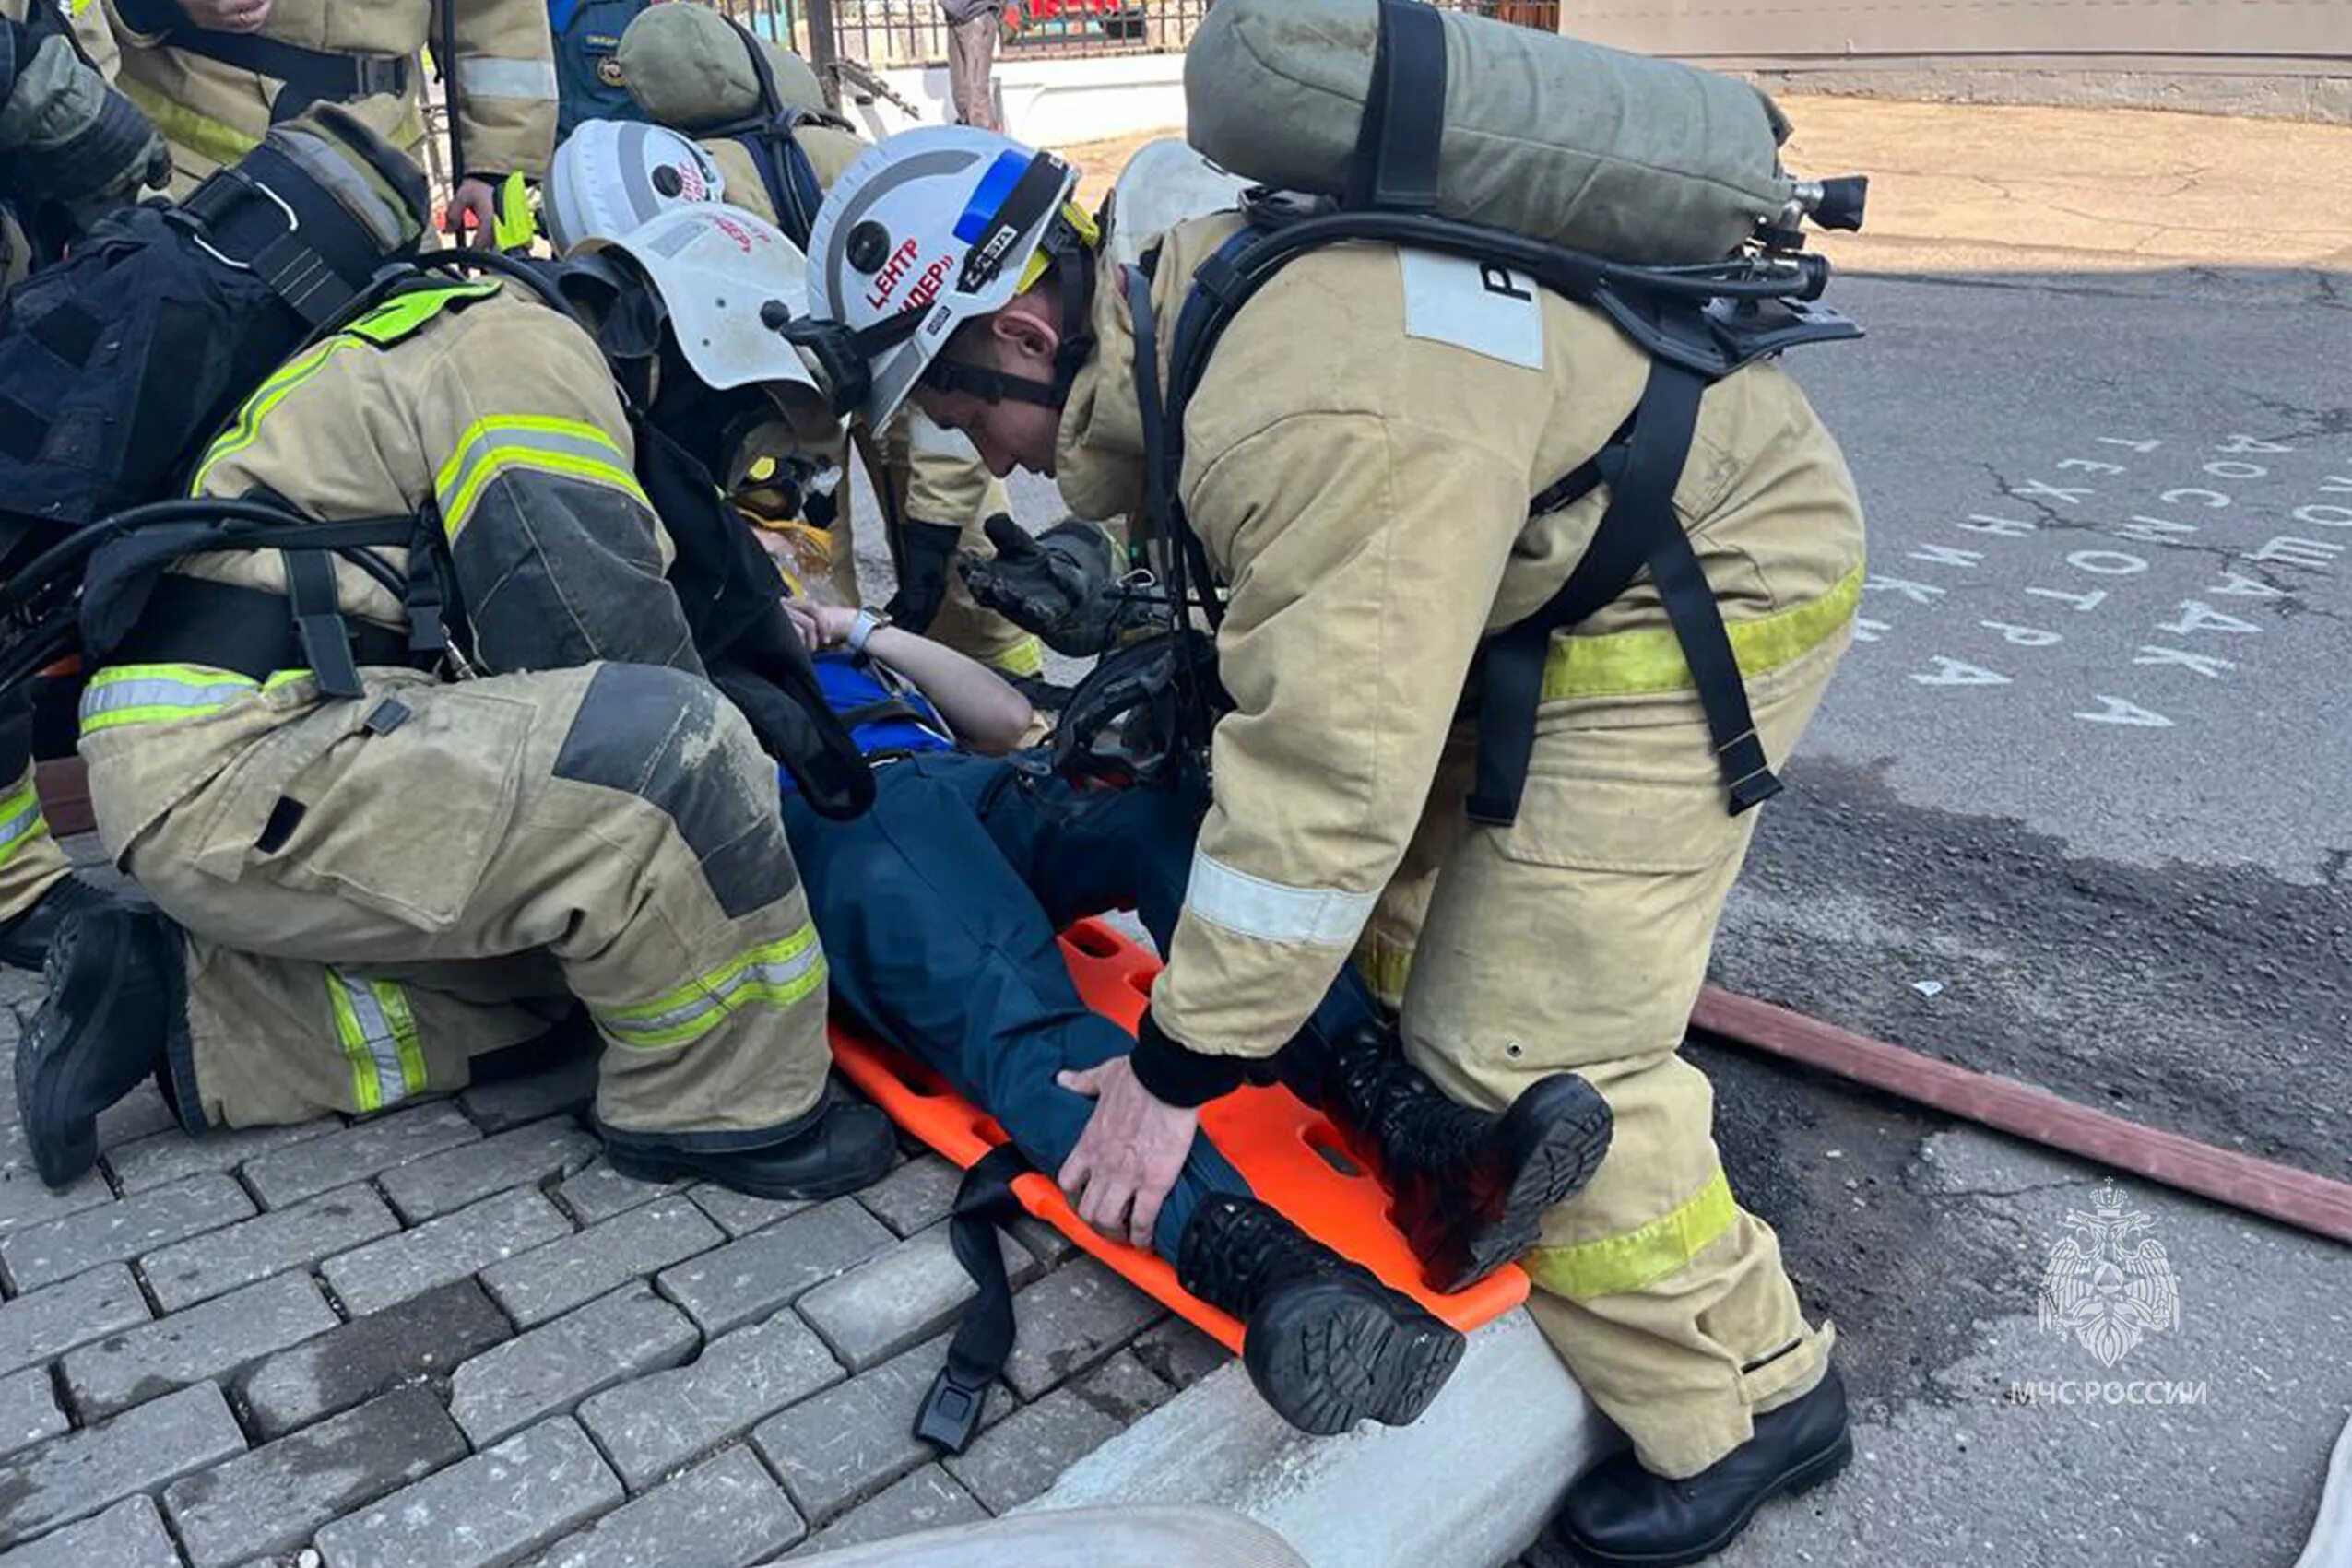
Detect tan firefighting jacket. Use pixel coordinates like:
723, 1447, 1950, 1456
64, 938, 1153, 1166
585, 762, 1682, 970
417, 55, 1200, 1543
1057, 216, 1868, 1063
103, 0, 554, 185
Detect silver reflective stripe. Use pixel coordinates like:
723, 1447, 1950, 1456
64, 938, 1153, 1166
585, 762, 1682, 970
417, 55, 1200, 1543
454, 56, 560, 101
0, 781, 43, 860
1182, 848, 1377, 947
604, 941, 827, 1045
333, 972, 409, 1112
77, 670, 259, 728
434, 420, 631, 523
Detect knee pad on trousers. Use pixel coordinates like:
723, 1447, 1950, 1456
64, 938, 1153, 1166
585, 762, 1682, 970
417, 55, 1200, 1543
554, 663, 798, 919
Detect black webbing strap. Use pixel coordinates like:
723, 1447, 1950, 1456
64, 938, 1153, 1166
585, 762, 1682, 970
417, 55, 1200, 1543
916, 1145, 1031, 1455
281, 547, 364, 699
111, 573, 410, 682
1347, 0, 1446, 213
112, 0, 408, 106
176, 142, 386, 326
1466, 355, 1781, 826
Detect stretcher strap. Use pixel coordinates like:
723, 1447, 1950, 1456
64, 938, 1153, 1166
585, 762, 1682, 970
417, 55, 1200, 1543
916, 1143, 1033, 1456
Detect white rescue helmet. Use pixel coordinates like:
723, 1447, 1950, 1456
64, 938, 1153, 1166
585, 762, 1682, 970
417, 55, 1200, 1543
586, 203, 839, 451
804, 124, 1095, 432
546, 119, 726, 254
1106, 138, 1247, 269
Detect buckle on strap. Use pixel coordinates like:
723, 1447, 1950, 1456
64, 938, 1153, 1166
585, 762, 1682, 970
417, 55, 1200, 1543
913, 1366, 988, 1455
1717, 727, 1782, 815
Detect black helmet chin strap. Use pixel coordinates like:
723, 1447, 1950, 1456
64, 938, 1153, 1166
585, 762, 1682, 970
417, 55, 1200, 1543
916, 221, 1098, 411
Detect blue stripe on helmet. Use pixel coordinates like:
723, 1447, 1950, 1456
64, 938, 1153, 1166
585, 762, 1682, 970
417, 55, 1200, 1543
952, 149, 1033, 244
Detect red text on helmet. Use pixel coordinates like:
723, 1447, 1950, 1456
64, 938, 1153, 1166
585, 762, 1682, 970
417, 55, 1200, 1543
864, 239, 922, 311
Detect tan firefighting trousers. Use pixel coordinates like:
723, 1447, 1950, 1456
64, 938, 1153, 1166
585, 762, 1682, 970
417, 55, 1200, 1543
82, 664, 831, 1141
0, 766, 69, 923
822, 416, 1044, 678
1394, 629, 1850, 1480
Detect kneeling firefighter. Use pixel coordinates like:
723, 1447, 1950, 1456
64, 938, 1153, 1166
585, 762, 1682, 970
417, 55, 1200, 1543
0, 0, 169, 972
795, 0, 1868, 1559
10, 173, 892, 1202
564, 0, 1048, 682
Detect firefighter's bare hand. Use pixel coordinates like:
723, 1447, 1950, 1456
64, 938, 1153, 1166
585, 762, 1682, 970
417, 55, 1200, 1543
447, 177, 499, 248
182, 0, 271, 32
1057, 1058, 1197, 1249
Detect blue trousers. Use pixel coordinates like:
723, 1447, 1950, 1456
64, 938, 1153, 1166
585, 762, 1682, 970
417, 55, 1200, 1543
783, 751, 1381, 1259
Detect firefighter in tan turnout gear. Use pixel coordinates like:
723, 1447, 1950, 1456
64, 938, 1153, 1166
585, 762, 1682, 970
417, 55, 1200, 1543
102, 0, 556, 244
17, 199, 894, 1207
800, 91, 1865, 1565
589, 0, 1047, 681
0, 0, 166, 971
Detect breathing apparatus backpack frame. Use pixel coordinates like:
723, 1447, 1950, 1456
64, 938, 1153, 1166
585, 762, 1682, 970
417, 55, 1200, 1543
1126, 0, 1865, 826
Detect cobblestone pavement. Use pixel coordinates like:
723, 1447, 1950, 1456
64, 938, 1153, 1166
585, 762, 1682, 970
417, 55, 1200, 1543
0, 957, 1229, 1567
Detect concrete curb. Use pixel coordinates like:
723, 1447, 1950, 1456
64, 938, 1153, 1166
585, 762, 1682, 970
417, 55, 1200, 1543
1018, 1309, 1614, 1568
2292, 1411, 2352, 1568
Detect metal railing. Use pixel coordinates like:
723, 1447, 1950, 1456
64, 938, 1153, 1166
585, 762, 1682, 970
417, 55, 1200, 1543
712, 0, 1558, 76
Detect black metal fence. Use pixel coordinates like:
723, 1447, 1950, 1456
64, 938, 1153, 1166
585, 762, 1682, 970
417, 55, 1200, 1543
710, 0, 1555, 74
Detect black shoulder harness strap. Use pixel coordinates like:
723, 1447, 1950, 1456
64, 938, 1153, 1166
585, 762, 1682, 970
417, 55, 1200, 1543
914, 1145, 1031, 1456
1129, 0, 1858, 823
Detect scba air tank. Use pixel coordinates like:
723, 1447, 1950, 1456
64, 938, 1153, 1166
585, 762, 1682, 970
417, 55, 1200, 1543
1185, 0, 1806, 265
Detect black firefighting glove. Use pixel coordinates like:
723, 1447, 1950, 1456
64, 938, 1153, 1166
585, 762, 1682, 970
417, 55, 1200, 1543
0, 4, 169, 227
961, 513, 1163, 657
883, 517, 962, 635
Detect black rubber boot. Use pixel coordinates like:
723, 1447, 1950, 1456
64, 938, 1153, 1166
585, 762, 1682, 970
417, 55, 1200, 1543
1176, 1192, 1464, 1436
602, 1092, 895, 1201
0, 875, 136, 973
1289, 1020, 1613, 1291
15, 904, 183, 1188
1551, 1367, 1852, 1567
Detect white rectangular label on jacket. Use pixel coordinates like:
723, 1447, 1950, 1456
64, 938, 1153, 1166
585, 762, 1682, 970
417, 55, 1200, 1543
1184, 849, 1377, 947
1399, 250, 1545, 371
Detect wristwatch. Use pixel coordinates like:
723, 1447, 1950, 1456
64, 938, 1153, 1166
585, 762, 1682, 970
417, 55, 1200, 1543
846, 607, 891, 657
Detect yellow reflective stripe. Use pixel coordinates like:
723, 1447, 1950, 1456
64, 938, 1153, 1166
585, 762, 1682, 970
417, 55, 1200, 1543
1523, 1167, 1738, 1301
435, 417, 648, 541
984, 636, 1046, 679
78, 664, 262, 735
0, 778, 49, 869
190, 336, 368, 496
123, 81, 259, 170
1353, 944, 1413, 1009
493, 172, 537, 252
1541, 562, 1864, 704
326, 978, 384, 1115
370, 979, 429, 1099
599, 926, 828, 1050
346, 280, 503, 348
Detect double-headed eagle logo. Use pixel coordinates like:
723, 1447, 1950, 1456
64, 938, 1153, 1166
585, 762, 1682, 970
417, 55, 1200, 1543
2036, 1180, 2181, 1367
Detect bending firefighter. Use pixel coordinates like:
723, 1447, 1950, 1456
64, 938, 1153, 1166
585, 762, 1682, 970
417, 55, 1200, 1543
0, 0, 168, 971
17, 193, 892, 1206
798, 101, 1864, 1568
552, 0, 1046, 680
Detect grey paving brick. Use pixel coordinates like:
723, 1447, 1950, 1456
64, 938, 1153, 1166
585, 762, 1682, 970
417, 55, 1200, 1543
1068, 1347, 1179, 1421
244, 1103, 479, 1209
853, 1157, 961, 1238
0, 1372, 62, 1462
92, 1086, 180, 1151
0, 1383, 245, 1547
0, 1266, 149, 1377
314, 1416, 621, 1568
61, 1271, 338, 1421
321, 1187, 573, 1317
163, 1385, 467, 1568
555, 1158, 683, 1226
654, 1199, 892, 1338
140, 1183, 400, 1312
0, 1163, 110, 1241
521, 1446, 804, 1568
796, 1223, 1035, 1373
791, 1465, 985, 1558
1129, 1314, 1231, 1391
0, 1497, 178, 1568
1007, 1215, 1081, 1267
459, 1053, 597, 1133
0, 1173, 254, 1292
450, 1284, 698, 1450
940, 1384, 1126, 1514
237, 1276, 511, 1442
579, 1311, 843, 1491
686, 1184, 809, 1240
479, 1195, 720, 1329
102, 1118, 339, 1195
752, 1335, 1009, 1526
379, 1119, 599, 1223
1000, 1256, 1164, 1400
